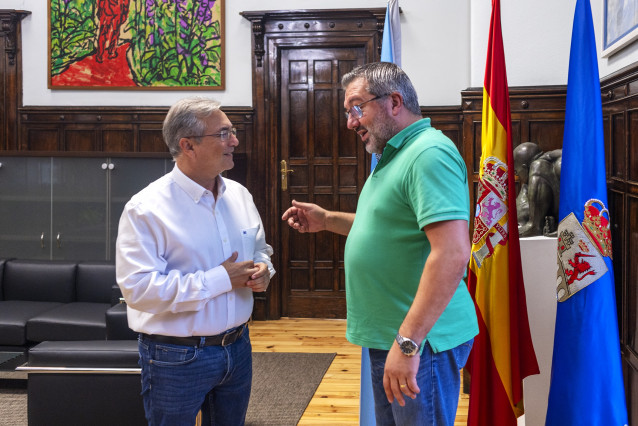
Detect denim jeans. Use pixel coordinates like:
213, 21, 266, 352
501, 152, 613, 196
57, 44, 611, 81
368, 338, 473, 426
138, 327, 252, 426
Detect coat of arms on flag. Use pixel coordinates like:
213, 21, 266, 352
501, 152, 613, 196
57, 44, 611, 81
556, 199, 612, 302
472, 156, 509, 268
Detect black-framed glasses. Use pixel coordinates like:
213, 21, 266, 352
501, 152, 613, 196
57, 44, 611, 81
188, 127, 237, 141
344, 94, 389, 120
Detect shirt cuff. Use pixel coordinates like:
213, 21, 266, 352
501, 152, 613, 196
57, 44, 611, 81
203, 265, 233, 298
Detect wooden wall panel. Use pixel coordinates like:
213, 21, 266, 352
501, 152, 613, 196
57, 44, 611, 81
138, 128, 165, 153
613, 112, 628, 178
25, 127, 59, 151
103, 129, 135, 152
601, 61, 638, 426
65, 128, 97, 151
15, 107, 252, 155
0, 11, 30, 151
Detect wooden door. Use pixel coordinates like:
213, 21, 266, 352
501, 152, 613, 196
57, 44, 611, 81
279, 46, 368, 318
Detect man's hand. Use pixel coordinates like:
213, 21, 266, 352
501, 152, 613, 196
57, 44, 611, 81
246, 262, 271, 292
221, 252, 259, 289
281, 200, 327, 233
382, 344, 421, 406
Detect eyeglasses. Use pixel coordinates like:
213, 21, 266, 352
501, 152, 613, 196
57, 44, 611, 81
344, 94, 389, 120
188, 127, 237, 141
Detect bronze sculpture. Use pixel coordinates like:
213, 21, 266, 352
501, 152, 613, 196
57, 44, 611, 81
513, 142, 562, 237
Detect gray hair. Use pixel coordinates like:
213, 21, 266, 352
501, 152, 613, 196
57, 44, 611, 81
341, 62, 421, 116
162, 97, 222, 158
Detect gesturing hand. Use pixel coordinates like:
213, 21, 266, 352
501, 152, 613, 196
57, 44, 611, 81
281, 200, 326, 233
221, 252, 259, 289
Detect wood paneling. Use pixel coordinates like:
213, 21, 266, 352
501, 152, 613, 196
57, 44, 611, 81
601, 61, 638, 426
14, 106, 253, 157
0, 10, 30, 151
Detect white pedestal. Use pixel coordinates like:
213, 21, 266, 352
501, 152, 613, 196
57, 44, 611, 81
519, 236, 558, 426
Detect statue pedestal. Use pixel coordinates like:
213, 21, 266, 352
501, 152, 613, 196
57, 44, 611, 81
519, 236, 558, 426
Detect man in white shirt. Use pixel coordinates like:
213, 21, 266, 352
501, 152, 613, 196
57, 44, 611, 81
116, 96, 275, 426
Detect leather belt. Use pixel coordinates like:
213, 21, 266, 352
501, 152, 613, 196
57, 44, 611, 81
141, 323, 246, 347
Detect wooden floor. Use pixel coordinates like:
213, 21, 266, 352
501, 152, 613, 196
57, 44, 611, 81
249, 317, 469, 425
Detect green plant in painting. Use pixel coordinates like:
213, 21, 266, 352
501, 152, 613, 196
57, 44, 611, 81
50, 0, 98, 75
127, 0, 222, 87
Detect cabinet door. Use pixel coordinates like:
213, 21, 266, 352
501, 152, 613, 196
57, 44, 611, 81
107, 158, 169, 261
51, 157, 107, 260
0, 157, 52, 259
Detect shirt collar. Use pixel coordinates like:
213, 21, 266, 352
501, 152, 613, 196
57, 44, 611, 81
171, 164, 226, 203
374, 118, 432, 171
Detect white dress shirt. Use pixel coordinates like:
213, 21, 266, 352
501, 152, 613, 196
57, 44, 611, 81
116, 164, 275, 337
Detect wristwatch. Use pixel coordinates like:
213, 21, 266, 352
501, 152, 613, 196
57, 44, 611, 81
395, 333, 420, 357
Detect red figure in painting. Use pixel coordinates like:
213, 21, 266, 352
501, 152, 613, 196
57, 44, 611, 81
95, 0, 130, 63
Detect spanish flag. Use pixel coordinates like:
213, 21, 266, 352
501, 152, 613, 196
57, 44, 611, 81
466, 0, 539, 424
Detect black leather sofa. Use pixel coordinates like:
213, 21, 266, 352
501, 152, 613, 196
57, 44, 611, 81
0, 258, 134, 348
0, 259, 144, 425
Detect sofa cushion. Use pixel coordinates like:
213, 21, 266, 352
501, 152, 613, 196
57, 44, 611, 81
3, 260, 76, 303
0, 300, 64, 345
26, 302, 110, 342
76, 262, 116, 303
28, 340, 140, 368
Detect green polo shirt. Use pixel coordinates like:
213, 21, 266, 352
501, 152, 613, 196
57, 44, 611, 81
344, 118, 478, 352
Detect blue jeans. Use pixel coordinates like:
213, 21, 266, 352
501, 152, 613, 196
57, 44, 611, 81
138, 327, 252, 426
368, 338, 473, 426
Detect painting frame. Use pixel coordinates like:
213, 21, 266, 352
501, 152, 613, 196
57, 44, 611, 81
602, 0, 638, 57
48, 0, 225, 90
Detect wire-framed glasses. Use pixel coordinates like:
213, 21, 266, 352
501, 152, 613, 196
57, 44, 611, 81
188, 127, 237, 141
344, 94, 389, 120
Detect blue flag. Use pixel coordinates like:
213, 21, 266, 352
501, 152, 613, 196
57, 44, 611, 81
380, 0, 401, 66
545, 0, 628, 424
371, 0, 401, 172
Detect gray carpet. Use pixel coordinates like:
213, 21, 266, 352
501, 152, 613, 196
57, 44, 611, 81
0, 351, 336, 426
246, 352, 336, 425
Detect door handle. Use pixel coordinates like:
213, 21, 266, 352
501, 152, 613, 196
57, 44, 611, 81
280, 160, 294, 191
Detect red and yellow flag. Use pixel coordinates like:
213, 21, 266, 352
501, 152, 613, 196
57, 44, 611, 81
466, 1, 539, 424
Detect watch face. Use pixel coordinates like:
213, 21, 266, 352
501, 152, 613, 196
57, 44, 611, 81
400, 340, 418, 355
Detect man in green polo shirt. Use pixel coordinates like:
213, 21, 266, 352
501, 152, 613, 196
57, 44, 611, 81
282, 62, 478, 425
